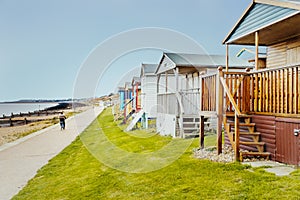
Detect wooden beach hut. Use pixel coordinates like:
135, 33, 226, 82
131, 76, 141, 113
140, 63, 158, 119
125, 77, 145, 131
118, 87, 125, 111
155, 53, 250, 138
125, 65, 158, 131
123, 82, 133, 122
220, 0, 300, 164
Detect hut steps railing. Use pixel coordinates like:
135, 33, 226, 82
220, 72, 270, 161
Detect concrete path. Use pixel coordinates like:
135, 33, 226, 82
0, 106, 103, 200
242, 161, 297, 176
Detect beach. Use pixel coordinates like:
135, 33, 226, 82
0, 103, 90, 146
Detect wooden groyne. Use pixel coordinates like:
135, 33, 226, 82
0, 102, 72, 127
0, 110, 62, 127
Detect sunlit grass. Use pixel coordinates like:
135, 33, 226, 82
13, 108, 300, 200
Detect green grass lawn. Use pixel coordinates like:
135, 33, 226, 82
13, 108, 300, 200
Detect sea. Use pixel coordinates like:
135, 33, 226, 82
0, 103, 59, 116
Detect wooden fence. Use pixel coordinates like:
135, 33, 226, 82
248, 65, 300, 116
222, 64, 300, 117
201, 73, 217, 112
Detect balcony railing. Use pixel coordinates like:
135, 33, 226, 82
223, 64, 300, 117
201, 73, 217, 112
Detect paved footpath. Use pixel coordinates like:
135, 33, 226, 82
0, 106, 103, 200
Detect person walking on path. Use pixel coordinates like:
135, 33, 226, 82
59, 112, 66, 130
0, 106, 103, 200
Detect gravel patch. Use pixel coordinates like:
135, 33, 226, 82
194, 145, 270, 163
193, 145, 235, 163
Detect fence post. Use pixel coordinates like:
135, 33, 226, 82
217, 66, 224, 154
9, 117, 13, 127
199, 75, 203, 112
243, 69, 251, 113
199, 115, 205, 149
234, 113, 240, 161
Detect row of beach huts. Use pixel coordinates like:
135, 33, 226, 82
113, 0, 300, 166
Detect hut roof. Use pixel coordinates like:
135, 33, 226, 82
155, 53, 251, 74
140, 63, 158, 76
223, 0, 300, 45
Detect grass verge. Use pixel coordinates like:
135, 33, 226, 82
13, 108, 300, 200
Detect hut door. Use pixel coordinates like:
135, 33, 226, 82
275, 118, 300, 165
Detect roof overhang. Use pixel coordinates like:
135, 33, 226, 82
223, 0, 300, 46
154, 54, 176, 75
226, 13, 300, 46
256, 0, 300, 10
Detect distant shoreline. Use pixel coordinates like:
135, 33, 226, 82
0, 99, 73, 104
0, 102, 87, 118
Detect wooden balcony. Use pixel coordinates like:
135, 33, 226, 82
218, 64, 300, 161
223, 64, 300, 117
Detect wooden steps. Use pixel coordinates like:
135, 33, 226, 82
228, 122, 255, 127
239, 141, 265, 146
240, 152, 271, 161
224, 111, 270, 161
181, 116, 210, 138
183, 122, 210, 125
229, 132, 261, 137
224, 112, 251, 118
239, 132, 261, 136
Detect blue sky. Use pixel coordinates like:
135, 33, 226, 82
0, 0, 251, 101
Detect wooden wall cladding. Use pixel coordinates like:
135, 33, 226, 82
252, 115, 276, 160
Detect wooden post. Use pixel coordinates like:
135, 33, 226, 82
217, 66, 224, 154
226, 44, 229, 72
165, 72, 168, 93
199, 115, 205, 149
255, 31, 259, 71
165, 72, 168, 114
199, 75, 203, 112
157, 74, 161, 94
243, 69, 251, 113
136, 83, 138, 111
173, 68, 184, 138
9, 117, 12, 127
234, 113, 240, 161
174, 68, 179, 116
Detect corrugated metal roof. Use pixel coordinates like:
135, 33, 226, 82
141, 64, 157, 75
224, 1, 299, 44
285, 0, 300, 4
165, 53, 251, 68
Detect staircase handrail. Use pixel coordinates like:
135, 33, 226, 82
120, 97, 134, 111
175, 91, 184, 115
219, 77, 242, 117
